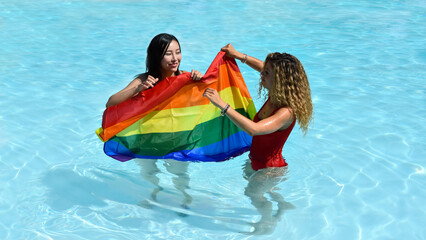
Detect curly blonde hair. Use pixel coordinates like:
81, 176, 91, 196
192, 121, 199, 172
259, 52, 313, 135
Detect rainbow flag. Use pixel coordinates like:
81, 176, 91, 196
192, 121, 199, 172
96, 51, 256, 162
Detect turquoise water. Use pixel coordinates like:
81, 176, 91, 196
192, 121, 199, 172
1, 0, 425, 239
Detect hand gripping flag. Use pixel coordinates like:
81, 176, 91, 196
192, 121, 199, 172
96, 51, 256, 162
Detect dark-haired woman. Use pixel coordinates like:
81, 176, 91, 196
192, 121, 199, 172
105, 33, 202, 210
106, 33, 203, 107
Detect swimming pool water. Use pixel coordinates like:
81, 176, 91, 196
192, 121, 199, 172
1, 0, 425, 239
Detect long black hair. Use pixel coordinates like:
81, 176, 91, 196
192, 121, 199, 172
144, 33, 181, 80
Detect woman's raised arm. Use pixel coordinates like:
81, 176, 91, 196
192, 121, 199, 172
106, 74, 159, 108
221, 44, 264, 72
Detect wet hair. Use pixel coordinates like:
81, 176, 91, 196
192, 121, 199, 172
260, 52, 313, 134
142, 33, 181, 80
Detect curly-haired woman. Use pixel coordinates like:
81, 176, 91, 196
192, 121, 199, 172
203, 44, 313, 172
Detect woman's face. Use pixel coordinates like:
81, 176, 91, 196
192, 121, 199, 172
261, 62, 274, 90
160, 40, 181, 76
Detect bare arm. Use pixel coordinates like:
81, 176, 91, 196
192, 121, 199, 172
221, 44, 264, 72
203, 88, 294, 136
105, 74, 158, 108
105, 68, 203, 108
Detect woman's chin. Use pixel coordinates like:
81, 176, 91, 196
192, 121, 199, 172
169, 67, 179, 72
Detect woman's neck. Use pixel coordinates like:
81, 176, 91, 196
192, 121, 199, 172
160, 70, 175, 80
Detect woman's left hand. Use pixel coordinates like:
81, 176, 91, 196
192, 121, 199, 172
191, 70, 203, 81
203, 88, 227, 109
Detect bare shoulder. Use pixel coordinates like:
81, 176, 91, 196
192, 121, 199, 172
122, 73, 145, 90
275, 107, 295, 130
135, 73, 148, 82
276, 106, 294, 116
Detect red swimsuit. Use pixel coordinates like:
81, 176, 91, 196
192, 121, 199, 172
249, 102, 296, 171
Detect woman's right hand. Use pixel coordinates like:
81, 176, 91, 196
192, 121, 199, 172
139, 75, 159, 91
203, 88, 227, 110
221, 44, 242, 59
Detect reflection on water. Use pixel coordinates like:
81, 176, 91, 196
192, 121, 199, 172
134, 158, 294, 234
135, 159, 192, 215
242, 160, 295, 235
